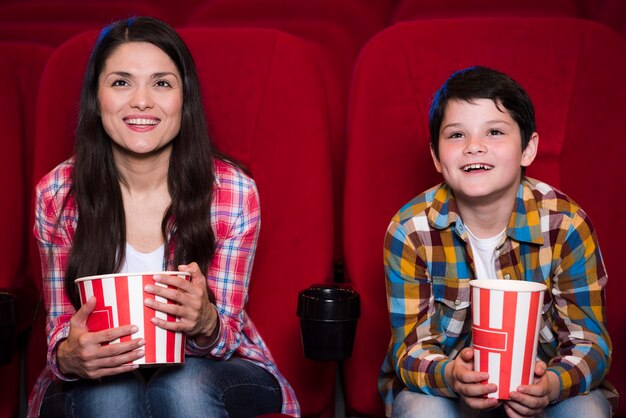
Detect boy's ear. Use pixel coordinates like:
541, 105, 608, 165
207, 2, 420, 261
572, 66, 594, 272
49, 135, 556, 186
430, 146, 443, 173
521, 133, 539, 168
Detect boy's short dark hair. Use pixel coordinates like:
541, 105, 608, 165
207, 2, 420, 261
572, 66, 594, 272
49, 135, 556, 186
428, 66, 536, 159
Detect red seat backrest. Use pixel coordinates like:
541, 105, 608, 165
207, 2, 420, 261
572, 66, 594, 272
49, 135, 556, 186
343, 17, 626, 416
186, 0, 391, 47
577, 0, 626, 39
0, 2, 171, 46
391, 0, 581, 23
185, 12, 360, 264
31, 27, 337, 415
0, 2, 165, 24
0, 41, 51, 418
0, 22, 100, 47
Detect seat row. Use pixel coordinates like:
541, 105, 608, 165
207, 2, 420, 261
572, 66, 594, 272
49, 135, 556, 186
0, 0, 624, 37
0, 17, 624, 418
0, 0, 624, 268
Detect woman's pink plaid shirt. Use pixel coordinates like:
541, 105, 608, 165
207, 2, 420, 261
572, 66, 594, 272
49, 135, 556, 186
28, 158, 299, 417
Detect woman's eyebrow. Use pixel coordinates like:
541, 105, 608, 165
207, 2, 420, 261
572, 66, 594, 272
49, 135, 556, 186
102, 71, 132, 79
102, 71, 179, 79
152, 72, 179, 79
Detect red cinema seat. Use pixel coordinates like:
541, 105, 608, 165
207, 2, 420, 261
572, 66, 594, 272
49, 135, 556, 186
186, 0, 391, 47
343, 18, 626, 416
0, 2, 165, 24
391, 0, 581, 23
0, 2, 169, 46
148, 0, 209, 26
0, 42, 51, 418
578, 0, 626, 39
185, 13, 359, 265
31, 28, 336, 416
185, 0, 393, 265
0, 22, 106, 47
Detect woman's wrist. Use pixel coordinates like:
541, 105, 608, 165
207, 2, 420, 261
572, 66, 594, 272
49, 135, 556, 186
191, 305, 220, 349
56, 339, 70, 374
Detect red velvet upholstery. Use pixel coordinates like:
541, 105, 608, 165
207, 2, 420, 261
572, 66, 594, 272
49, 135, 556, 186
0, 22, 100, 47
0, 2, 170, 46
0, 2, 165, 24
187, 0, 391, 47
391, 0, 581, 23
0, 42, 51, 418
578, 0, 626, 38
30, 27, 337, 416
185, 1, 380, 263
343, 18, 626, 416
0, 0, 199, 26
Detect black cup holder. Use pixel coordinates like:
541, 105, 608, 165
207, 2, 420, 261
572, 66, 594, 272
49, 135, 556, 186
0, 292, 16, 364
297, 284, 360, 361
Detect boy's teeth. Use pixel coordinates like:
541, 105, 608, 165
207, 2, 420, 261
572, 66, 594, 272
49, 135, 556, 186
464, 164, 493, 172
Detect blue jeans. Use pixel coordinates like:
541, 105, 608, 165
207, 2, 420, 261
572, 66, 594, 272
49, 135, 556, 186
40, 357, 282, 418
392, 388, 611, 418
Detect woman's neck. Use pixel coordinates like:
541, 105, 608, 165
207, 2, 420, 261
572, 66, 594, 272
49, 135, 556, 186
113, 144, 171, 194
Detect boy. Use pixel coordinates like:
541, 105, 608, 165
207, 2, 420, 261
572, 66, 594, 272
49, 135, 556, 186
379, 67, 614, 417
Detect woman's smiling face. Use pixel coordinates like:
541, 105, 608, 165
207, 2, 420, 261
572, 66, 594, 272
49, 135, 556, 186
97, 41, 183, 158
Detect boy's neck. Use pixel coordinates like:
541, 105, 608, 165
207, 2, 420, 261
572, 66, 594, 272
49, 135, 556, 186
456, 197, 514, 239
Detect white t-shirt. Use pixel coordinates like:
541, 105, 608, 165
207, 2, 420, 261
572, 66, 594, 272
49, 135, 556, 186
120, 243, 164, 273
466, 227, 506, 280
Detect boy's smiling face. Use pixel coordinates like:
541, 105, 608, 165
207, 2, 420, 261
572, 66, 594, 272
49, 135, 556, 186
431, 98, 538, 207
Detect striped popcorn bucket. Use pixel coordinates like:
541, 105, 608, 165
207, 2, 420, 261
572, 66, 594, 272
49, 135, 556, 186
76, 271, 191, 366
469, 279, 546, 399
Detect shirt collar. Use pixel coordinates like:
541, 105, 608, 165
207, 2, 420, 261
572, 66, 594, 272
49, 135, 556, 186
212, 160, 221, 188
426, 179, 544, 245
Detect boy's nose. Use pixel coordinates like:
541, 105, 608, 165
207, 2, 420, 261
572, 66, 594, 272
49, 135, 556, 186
464, 136, 487, 154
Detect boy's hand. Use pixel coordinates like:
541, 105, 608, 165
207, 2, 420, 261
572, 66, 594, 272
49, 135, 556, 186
504, 361, 558, 417
445, 347, 501, 410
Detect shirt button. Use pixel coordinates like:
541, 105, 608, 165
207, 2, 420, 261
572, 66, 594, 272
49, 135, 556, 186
454, 299, 461, 306
504, 274, 511, 280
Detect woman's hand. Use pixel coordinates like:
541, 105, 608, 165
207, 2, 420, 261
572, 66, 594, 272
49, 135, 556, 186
504, 361, 558, 417
143, 262, 219, 347
445, 347, 501, 410
57, 296, 145, 379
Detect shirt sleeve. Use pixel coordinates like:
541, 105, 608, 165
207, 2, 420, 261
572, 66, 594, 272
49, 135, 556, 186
546, 209, 611, 401
384, 219, 456, 397
186, 173, 260, 359
33, 169, 79, 381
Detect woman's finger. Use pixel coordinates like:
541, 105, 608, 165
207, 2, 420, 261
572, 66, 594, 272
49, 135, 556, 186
91, 325, 140, 345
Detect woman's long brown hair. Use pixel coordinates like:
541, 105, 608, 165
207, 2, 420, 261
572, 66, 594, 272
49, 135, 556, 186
62, 17, 218, 308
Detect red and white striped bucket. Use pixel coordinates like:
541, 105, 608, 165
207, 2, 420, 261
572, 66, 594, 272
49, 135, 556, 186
76, 271, 191, 366
470, 279, 546, 399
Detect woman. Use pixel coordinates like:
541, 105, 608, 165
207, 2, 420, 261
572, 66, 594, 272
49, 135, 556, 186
29, 16, 299, 418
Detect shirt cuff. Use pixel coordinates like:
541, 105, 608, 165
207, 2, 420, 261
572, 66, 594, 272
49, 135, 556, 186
434, 358, 458, 397
547, 364, 579, 402
49, 329, 79, 382
186, 311, 222, 356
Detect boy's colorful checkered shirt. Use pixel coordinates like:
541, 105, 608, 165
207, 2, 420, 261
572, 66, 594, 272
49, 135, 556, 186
379, 178, 613, 416
28, 158, 299, 417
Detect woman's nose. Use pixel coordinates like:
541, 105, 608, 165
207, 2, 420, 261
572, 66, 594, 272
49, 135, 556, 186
130, 86, 154, 110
